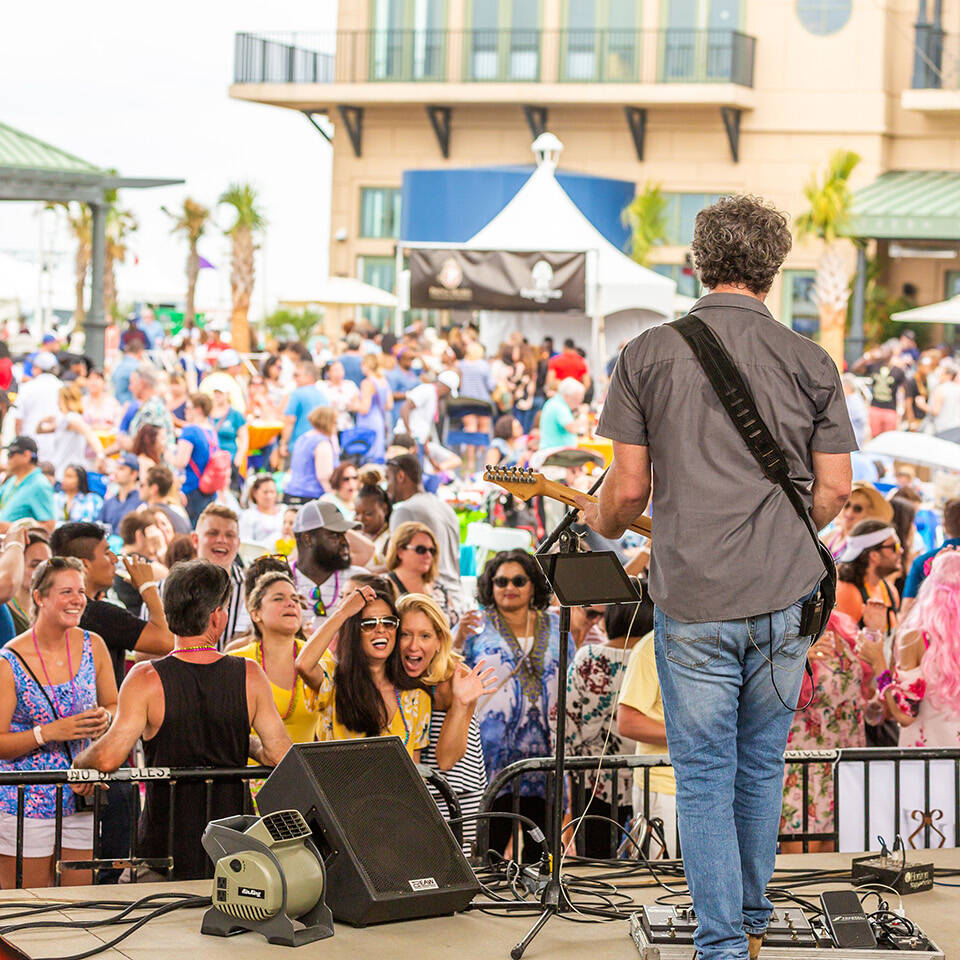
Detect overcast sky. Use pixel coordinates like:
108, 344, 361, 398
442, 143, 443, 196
0, 1, 338, 319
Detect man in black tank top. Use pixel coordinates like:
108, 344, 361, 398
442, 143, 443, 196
75, 560, 291, 880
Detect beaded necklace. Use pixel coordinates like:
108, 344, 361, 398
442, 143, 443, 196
175, 643, 219, 654
10, 596, 26, 622
31, 626, 78, 719
258, 638, 298, 720
393, 687, 410, 745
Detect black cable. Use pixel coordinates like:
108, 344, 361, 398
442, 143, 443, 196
449, 811, 549, 855
32, 896, 211, 960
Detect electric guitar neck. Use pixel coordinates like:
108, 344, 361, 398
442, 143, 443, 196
483, 466, 651, 539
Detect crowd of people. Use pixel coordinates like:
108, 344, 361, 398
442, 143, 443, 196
0, 306, 956, 888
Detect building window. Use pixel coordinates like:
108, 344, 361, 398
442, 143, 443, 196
358, 255, 396, 330
652, 262, 702, 299
945, 270, 960, 299
795, 0, 851, 36
782, 270, 819, 337
360, 188, 402, 239
660, 192, 723, 246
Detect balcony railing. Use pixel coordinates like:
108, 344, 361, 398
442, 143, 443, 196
233, 28, 756, 88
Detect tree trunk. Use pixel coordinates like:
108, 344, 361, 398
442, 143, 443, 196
818, 304, 847, 370
230, 226, 254, 353
185, 244, 199, 325
73, 245, 88, 328
813, 242, 850, 369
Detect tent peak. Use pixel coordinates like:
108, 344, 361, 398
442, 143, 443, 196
532, 132, 563, 171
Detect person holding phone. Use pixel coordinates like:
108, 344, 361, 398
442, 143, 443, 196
0, 557, 117, 888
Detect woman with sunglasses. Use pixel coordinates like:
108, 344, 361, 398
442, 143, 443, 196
396, 593, 495, 854
461, 549, 574, 861
821, 481, 893, 560
385, 522, 459, 625
0, 557, 117, 888
296, 579, 430, 759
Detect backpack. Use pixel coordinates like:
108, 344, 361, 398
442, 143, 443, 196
190, 427, 231, 494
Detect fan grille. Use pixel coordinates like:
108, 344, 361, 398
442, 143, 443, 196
262, 809, 310, 842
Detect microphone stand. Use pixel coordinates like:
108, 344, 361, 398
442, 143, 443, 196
509, 469, 607, 960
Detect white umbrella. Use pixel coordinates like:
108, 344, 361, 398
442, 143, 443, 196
864, 431, 960, 472
279, 276, 398, 309
891, 295, 960, 325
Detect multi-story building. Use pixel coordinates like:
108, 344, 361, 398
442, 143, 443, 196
230, 1, 960, 350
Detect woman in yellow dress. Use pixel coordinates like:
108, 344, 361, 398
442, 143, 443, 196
296, 579, 431, 760
227, 570, 319, 748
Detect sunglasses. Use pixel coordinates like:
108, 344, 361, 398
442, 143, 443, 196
583, 608, 604, 620
405, 544, 437, 556
308, 586, 329, 617
493, 575, 530, 589
878, 540, 902, 553
359, 616, 400, 632
843, 502, 865, 513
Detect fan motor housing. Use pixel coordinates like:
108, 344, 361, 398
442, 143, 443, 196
213, 850, 281, 920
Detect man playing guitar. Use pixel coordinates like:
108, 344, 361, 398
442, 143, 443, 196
574, 195, 856, 960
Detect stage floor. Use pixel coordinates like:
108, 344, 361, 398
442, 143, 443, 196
1, 850, 958, 960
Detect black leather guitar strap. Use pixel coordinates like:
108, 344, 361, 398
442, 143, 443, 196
669, 313, 836, 641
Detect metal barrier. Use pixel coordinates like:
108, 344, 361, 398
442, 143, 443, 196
475, 748, 960, 860
0, 765, 461, 888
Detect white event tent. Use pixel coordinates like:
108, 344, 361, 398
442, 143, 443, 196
399, 134, 675, 369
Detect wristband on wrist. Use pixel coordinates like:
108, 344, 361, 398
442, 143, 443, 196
876, 670, 894, 695
138, 580, 159, 595
33, 724, 45, 746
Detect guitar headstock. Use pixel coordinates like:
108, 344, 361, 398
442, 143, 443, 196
483, 465, 547, 502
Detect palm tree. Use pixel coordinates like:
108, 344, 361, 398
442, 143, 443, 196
622, 182, 669, 266
795, 150, 861, 367
54, 203, 92, 327
219, 183, 266, 353
163, 198, 211, 326
103, 205, 138, 319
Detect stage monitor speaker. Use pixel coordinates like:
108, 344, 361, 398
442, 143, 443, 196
256, 738, 479, 926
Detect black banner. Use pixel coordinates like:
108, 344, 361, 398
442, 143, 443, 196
408, 248, 586, 313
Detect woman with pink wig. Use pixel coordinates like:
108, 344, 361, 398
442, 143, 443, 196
780, 608, 875, 852
881, 549, 960, 747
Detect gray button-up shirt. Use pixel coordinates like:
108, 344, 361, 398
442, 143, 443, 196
597, 292, 858, 623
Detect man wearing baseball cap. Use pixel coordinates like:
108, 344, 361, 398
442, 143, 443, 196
0, 437, 54, 532
291, 500, 369, 634
98, 453, 142, 535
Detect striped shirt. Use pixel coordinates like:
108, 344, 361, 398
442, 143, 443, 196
142, 557, 250, 650
421, 710, 487, 856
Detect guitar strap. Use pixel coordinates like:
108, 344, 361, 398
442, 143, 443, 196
668, 313, 835, 642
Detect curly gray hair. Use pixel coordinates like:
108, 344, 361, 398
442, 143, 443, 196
691, 195, 792, 295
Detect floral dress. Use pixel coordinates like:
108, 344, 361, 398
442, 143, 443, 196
781, 634, 867, 834
561, 643, 636, 805
0, 633, 97, 819
462, 608, 574, 798
897, 634, 960, 748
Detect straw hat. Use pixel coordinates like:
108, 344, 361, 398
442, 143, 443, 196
849, 481, 894, 524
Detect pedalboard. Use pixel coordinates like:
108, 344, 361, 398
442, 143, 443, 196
629, 905, 945, 960
852, 854, 934, 896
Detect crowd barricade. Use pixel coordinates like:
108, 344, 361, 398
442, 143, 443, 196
474, 748, 960, 860
0, 765, 461, 889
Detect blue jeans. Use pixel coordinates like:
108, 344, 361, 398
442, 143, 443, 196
653, 594, 813, 960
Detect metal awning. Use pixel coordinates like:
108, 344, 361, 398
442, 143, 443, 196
844, 171, 960, 240
0, 121, 182, 366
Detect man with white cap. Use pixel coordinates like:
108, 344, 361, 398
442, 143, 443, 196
291, 500, 369, 634
835, 518, 902, 630
400, 370, 459, 449
199, 348, 246, 413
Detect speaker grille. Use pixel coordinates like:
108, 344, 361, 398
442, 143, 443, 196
300, 739, 475, 895
261, 809, 310, 843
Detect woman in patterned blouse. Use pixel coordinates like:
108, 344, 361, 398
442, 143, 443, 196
564, 594, 654, 858
461, 550, 574, 862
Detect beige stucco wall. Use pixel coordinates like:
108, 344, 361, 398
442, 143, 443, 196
241, 0, 960, 331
